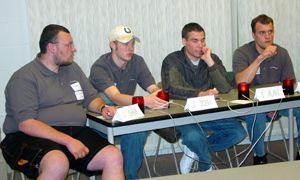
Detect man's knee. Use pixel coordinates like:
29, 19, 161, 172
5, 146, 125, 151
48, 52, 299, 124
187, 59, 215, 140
104, 146, 123, 165
41, 150, 69, 167
39, 150, 69, 175
182, 130, 206, 142
235, 123, 247, 137
89, 145, 123, 171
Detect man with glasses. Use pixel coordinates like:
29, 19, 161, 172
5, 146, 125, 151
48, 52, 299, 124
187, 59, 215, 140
1, 24, 124, 180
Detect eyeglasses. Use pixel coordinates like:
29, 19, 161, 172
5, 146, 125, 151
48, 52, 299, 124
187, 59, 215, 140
52, 42, 74, 49
63, 42, 74, 49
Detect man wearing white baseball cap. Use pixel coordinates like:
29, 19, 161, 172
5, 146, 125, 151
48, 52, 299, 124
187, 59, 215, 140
89, 26, 179, 179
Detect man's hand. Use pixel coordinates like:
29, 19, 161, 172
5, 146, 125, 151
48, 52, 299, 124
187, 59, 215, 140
260, 45, 277, 61
200, 47, 214, 67
65, 138, 90, 160
144, 89, 168, 109
101, 106, 117, 119
267, 111, 279, 120
198, 88, 219, 98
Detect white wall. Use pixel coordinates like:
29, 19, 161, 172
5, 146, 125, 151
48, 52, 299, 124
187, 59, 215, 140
26, 0, 233, 86
0, 0, 31, 140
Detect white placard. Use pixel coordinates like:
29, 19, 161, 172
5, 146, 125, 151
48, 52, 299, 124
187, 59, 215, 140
184, 95, 218, 112
253, 85, 285, 101
70, 81, 82, 91
112, 104, 145, 122
74, 91, 84, 100
295, 82, 300, 93
230, 100, 252, 104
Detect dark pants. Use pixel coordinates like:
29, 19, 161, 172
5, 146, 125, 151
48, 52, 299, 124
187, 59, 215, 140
0, 126, 111, 179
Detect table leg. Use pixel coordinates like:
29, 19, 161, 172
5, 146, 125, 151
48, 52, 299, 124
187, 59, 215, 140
107, 128, 114, 144
289, 108, 294, 161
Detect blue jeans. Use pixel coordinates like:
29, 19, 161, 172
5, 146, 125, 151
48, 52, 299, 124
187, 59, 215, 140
239, 107, 300, 157
99, 92, 115, 105
279, 108, 300, 151
121, 131, 151, 180
98, 92, 246, 178
177, 118, 246, 171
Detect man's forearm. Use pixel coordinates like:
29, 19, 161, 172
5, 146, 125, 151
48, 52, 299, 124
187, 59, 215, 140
235, 54, 267, 84
18, 119, 73, 146
88, 97, 108, 113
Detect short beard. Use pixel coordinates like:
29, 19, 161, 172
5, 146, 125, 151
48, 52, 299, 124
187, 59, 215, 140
54, 56, 72, 67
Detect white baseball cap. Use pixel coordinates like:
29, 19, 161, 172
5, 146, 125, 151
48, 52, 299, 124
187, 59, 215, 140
109, 26, 140, 43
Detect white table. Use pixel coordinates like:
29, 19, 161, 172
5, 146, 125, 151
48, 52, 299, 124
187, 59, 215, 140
88, 84, 300, 161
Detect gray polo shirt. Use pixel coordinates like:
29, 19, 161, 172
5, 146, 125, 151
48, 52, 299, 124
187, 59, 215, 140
89, 52, 155, 95
3, 54, 99, 134
232, 41, 295, 87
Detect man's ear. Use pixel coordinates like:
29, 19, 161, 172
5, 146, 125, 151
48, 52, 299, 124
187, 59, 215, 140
47, 43, 56, 54
252, 32, 255, 39
182, 38, 186, 46
110, 41, 116, 50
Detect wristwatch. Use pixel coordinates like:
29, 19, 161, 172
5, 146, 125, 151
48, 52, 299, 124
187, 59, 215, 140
100, 104, 109, 113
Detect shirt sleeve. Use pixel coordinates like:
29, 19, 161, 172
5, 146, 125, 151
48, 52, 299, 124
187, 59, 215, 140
6, 72, 39, 124
280, 48, 296, 82
136, 57, 156, 91
89, 60, 115, 93
73, 63, 100, 109
209, 54, 232, 93
232, 48, 250, 80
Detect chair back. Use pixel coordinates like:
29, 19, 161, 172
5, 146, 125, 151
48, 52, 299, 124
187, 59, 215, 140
227, 71, 237, 89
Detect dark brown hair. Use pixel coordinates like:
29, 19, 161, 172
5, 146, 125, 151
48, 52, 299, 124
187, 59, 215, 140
251, 14, 274, 33
182, 22, 205, 40
39, 24, 70, 54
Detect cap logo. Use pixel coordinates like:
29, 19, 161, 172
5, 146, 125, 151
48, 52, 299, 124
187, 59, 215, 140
124, 28, 131, 34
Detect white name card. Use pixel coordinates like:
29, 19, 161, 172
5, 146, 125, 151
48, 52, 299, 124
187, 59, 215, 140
184, 95, 218, 112
112, 104, 145, 122
254, 85, 285, 101
295, 82, 300, 92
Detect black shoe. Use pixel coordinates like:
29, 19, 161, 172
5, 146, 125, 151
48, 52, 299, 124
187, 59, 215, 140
253, 154, 268, 165
296, 152, 300, 160
153, 128, 181, 143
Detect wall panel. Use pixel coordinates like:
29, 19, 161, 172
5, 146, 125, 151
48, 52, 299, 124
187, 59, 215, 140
27, 0, 233, 84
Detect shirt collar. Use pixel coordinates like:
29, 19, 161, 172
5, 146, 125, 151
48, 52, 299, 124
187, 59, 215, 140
34, 53, 67, 76
181, 46, 204, 68
108, 53, 132, 73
